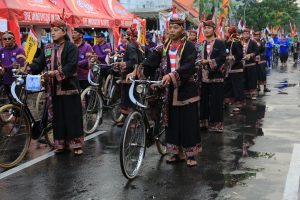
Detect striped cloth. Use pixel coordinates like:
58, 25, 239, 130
169, 43, 180, 72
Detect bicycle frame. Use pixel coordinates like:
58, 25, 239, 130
10, 72, 50, 140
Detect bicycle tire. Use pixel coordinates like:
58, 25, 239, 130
81, 87, 103, 135
0, 104, 31, 168
155, 109, 167, 156
120, 111, 146, 179
0, 85, 8, 106
110, 84, 122, 122
35, 91, 46, 120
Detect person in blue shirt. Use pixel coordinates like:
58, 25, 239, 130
279, 35, 290, 67
265, 36, 273, 68
272, 34, 279, 44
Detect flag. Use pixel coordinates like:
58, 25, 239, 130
152, 31, 157, 43
93, 31, 96, 45
290, 21, 295, 37
266, 25, 271, 34
294, 23, 297, 35
24, 28, 38, 64
242, 21, 246, 31
113, 27, 120, 50
132, 14, 139, 29
198, 15, 205, 43
238, 18, 243, 30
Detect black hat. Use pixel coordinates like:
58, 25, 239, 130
95, 32, 105, 38
73, 28, 84, 35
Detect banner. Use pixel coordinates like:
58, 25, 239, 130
24, 28, 38, 64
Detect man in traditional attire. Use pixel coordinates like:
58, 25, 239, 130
0, 31, 26, 101
72, 28, 93, 90
127, 15, 201, 167
29, 20, 84, 155
223, 26, 245, 112
145, 32, 157, 58
242, 28, 258, 100
114, 27, 144, 121
292, 35, 300, 64
253, 31, 270, 93
199, 20, 226, 132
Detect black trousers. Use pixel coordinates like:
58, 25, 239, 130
200, 82, 224, 123
224, 73, 245, 103
52, 95, 84, 141
244, 66, 257, 92
166, 102, 201, 156
79, 80, 90, 91
256, 63, 267, 85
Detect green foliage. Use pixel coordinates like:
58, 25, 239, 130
235, 0, 300, 30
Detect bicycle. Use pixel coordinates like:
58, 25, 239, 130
272, 44, 280, 67
81, 54, 121, 134
0, 69, 54, 168
119, 78, 167, 180
0, 67, 10, 106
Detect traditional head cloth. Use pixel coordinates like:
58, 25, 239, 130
169, 14, 185, 26
95, 32, 105, 38
126, 27, 138, 37
202, 20, 216, 28
254, 31, 261, 36
227, 26, 238, 36
73, 28, 84, 35
2, 31, 15, 38
146, 32, 153, 39
243, 28, 250, 33
51, 19, 67, 31
189, 29, 197, 34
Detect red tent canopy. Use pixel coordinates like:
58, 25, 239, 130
1, 0, 64, 23
55, 0, 114, 28
98, 0, 133, 28
0, 0, 65, 45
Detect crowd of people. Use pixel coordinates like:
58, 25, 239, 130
0, 14, 298, 166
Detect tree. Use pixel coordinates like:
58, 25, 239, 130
235, 0, 300, 31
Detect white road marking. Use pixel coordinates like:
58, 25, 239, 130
0, 130, 106, 180
283, 143, 300, 200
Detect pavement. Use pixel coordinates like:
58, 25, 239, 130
0, 58, 300, 200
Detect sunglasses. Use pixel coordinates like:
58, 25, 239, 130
3, 38, 13, 41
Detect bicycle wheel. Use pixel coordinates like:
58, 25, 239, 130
155, 110, 167, 156
0, 104, 31, 168
43, 123, 54, 148
0, 85, 8, 106
81, 87, 103, 135
35, 91, 46, 120
109, 84, 122, 122
120, 111, 146, 179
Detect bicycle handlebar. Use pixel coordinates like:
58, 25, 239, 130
129, 78, 162, 108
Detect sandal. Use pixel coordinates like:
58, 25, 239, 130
186, 157, 197, 167
74, 148, 83, 156
166, 154, 186, 164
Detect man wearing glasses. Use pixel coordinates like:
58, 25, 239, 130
0, 31, 26, 101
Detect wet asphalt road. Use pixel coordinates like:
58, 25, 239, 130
1, 58, 300, 200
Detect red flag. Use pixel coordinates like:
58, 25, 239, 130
131, 14, 138, 29
294, 23, 297, 36
113, 28, 120, 50
198, 15, 205, 43
242, 21, 246, 30
172, 7, 177, 14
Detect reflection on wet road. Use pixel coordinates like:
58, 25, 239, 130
1, 60, 300, 200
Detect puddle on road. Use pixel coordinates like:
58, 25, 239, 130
247, 150, 275, 159
224, 172, 256, 187
201, 101, 275, 195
